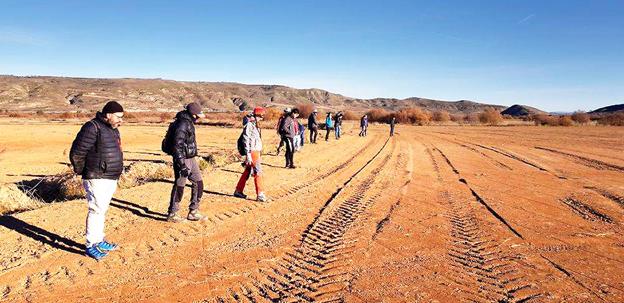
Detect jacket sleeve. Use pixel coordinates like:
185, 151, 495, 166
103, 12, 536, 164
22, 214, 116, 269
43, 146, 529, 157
243, 123, 253, 153
69, 122, 98, 174
172, 120, 188, 169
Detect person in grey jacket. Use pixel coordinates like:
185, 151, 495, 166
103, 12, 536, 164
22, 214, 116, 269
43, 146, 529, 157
234, 107, 268, 202
280, 108, 299, 168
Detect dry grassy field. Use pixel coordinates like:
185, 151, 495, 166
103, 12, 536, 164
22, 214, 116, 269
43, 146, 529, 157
1, 120, 623, 302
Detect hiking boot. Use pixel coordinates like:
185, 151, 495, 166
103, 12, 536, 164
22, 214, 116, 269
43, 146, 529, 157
167, 212, 184, 223
187, 210, 204, 221
85, 245, 108, 261
288, 165, 297, 169
257, 192, 269, 202
233, 191, 247, 199
97, 240, 118, 251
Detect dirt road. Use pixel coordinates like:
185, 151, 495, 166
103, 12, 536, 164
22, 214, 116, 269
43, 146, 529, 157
1, 122, 623, 302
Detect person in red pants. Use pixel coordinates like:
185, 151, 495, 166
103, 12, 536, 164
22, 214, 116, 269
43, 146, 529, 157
234, 107, 268, 202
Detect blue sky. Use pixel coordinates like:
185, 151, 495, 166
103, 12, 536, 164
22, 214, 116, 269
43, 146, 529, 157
1, 0, 622, 112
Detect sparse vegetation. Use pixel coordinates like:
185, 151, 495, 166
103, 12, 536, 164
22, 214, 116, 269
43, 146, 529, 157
432, 110, 451, 123
597, 112, 624, 126
478, 108, 504, 125
571, 111, 591, 124
0, 183, 43, 214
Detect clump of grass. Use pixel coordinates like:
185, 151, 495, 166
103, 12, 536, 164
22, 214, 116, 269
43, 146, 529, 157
0, 183, 43, 215
118, 162, 173, 189
201, 151, 239, 170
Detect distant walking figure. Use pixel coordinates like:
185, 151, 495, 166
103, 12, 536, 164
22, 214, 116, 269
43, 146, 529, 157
325, 112, 334, 141
390, 116, 396, 136
276, 108, 290, 155
234, 107, 268, 202
162, 102, 206, 223
281, 108, 299, 168
334, 112, 343, 139
308, 109, 319, 143
70, 101, 125, 261
359, 114, 368, 137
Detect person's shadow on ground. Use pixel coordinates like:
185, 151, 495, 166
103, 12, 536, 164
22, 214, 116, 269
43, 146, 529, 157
0, 216, 84, 255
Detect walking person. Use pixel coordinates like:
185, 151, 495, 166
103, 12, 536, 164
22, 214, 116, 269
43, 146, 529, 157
325, 112, 333, 141
281, 108, 299, 168
70, 101, 125, 260
359, 114, 368, 137
234, 107, 268, 202
164, 102, 206, 223
298, 121, 305, 149
390, 116, 396, 136
334, 112, 343, 140
276, 108, 290, 155
308, 109, 319, 143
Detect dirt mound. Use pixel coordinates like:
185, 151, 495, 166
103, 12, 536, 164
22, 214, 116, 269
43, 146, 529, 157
501, 104, 547, 116
0, 75, 504, 114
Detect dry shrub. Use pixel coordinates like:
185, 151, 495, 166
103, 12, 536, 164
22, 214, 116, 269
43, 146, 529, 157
432, 110, 451, 123
571, 111, 590, 124
201, 151, 239, 169
342, 110, 359, 120
478, 108, 504, 125
264, 107, 283, 121
59, 112, 76, 119
450, 114, 463, 123
0, 183, 43, 214
559, 116, 574, 126
463, 113, 479, 124
366, 109, 391, 123
296, 103, 315, 118
8, 112, 30, 118
118, 162, 173, 189
395, 108, 431, 125
597, 112, 624, 126
16, 169, 83, 202
159, 112, 175, 123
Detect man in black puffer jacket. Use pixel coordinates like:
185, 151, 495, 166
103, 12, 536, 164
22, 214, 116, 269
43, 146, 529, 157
70, 101, 125, 261
167, 102, 206, 222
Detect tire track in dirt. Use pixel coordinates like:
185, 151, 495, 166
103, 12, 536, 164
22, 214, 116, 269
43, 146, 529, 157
560, 197, 614, 224
211, 138, 394, 302
423, 141, 543, 302
585, 186, 624, 209
424, 132, 513, 171
535, 146, 624, 172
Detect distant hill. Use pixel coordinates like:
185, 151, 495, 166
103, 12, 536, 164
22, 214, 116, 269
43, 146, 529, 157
0, 75, 505, 114
590, 104, 624, 114
501, 104, 548, 117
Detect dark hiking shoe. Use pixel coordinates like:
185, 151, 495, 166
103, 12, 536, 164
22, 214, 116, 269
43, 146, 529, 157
167, 213, 184, 223
233, 191, 247, 199
288, 165, 297, 169
86, 245, 108, 261
187, 210, 204, 221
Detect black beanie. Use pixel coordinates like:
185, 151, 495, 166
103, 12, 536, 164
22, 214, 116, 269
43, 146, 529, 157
102, 101, 124, 114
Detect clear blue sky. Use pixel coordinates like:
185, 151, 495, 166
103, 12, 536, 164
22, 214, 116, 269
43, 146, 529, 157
1, 0, 622, 112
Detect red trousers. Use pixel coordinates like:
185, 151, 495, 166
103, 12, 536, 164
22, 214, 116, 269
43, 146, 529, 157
235, 151, 264, 195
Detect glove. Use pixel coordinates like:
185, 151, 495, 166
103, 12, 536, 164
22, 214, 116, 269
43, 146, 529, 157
180, 167, 190, 177
245, 154, 253, 166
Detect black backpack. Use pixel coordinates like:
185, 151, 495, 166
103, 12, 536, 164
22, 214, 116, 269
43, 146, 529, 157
161, 120, 178, 155
237, 128, 246, 156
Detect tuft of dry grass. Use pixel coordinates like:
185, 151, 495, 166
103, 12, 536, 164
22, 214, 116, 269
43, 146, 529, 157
118, 162, 173, 189
0, 183, 43, 215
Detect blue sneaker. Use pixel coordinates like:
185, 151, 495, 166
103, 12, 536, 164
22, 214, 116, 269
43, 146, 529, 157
97, 240, 118, 251
85, 245, 108, 261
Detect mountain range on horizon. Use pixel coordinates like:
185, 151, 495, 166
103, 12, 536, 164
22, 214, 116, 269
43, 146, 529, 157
0, 75, 620, 115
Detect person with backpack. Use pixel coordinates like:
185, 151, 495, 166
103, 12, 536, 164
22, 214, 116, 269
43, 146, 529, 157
162, 102, 206, 223
281, 108, 299, 168
234, 107, 268, 202
359, 114, 368, 137
334, 112, 343, 140
308, 109, 318, 143
70, 101, 125, 260
275, 108, 290, 155
325, 112, 333, 141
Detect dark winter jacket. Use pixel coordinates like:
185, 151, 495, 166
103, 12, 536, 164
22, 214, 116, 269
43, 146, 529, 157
70, 112, 124, 180
308, 113, 318, 129
280, 115, 297, 138
171, 110, 199, 169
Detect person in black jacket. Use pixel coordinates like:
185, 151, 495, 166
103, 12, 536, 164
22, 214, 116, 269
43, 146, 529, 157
308, 109, 318, 143
167, 102, 206, 223
70, 101, 125, 260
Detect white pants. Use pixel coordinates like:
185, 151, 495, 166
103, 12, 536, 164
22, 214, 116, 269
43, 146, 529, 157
293, 135, 301, 151
83, 179, 118, 247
